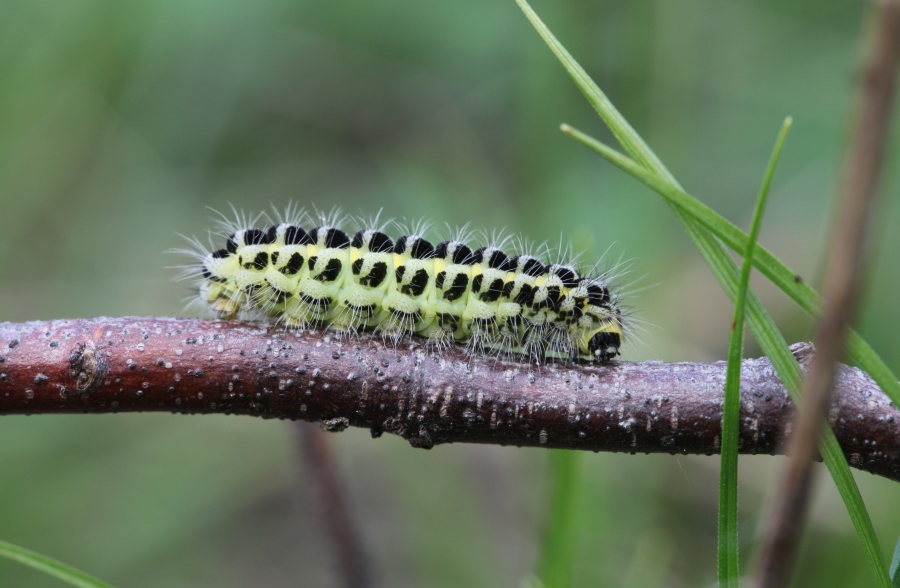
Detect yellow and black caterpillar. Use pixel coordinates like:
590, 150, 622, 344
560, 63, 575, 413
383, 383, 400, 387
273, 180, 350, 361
188, 211, 626, 362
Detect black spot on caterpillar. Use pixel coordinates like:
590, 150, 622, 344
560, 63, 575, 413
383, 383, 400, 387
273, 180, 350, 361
178, 208, 629, 362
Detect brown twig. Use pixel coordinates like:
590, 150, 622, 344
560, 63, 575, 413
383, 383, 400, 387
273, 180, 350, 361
294, 422, 372, 588
1, 317, 899, 481
754, 2, 900, 586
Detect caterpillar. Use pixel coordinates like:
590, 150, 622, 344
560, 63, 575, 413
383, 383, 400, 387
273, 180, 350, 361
180, 208, 627, 363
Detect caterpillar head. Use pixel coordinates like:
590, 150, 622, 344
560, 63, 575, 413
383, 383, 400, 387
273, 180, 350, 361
571, 279, 622, 361
586, 327, 622, 361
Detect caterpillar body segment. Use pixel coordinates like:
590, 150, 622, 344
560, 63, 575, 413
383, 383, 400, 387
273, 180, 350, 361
192, 213, 626, 363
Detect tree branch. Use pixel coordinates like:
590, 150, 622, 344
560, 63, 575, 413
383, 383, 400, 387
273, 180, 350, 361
0, 317, 898, 482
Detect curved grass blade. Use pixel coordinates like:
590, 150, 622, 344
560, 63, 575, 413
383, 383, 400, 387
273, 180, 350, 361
559, 125, 900, 411
0, 539, 115, 588
515, 0, 900, 419
515, 1, 891, 584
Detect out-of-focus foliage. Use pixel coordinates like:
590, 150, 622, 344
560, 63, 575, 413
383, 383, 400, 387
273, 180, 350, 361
1, 1, 898, 586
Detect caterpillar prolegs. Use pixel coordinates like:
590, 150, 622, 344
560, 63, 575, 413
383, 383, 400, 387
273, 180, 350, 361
183, 210, 628, 363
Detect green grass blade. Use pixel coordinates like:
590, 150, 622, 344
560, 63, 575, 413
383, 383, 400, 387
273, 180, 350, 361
718, 117, 793, 587
678, 198, 890, 588
891, 533, 900, 587
560, 124, 900, 412
538, 450, 582, 588
0, 539, 115, 588
717, 244, 747, 585
516, 2, 891, 584
675, 204, 884, 588
517, 0, 900, 418
514, 0, 679, 187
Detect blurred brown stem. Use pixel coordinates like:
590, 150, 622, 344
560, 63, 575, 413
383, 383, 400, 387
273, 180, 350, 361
1, 317, 899, 481
754, 2, 900, 586
294, 422, 371, 588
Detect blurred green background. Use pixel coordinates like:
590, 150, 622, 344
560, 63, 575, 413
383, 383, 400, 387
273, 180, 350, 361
1, 0, 899, 586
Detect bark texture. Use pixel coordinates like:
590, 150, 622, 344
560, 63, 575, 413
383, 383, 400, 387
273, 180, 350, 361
0, 317, 898, 481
